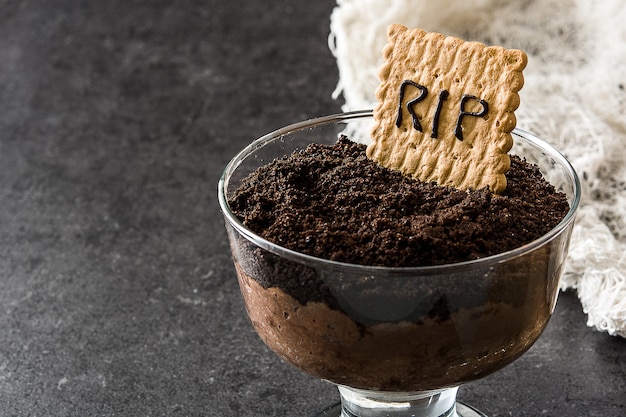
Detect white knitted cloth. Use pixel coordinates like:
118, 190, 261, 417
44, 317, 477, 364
329, 0, 626, 337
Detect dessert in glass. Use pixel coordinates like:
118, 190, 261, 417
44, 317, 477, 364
218, 110, 580, 417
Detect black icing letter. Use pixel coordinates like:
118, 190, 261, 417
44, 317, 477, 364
431, 90, 449, 138
396, 80, 428, 132
454, 94, 489, 141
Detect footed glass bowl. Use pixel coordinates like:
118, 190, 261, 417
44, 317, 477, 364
218, 111, 580, 417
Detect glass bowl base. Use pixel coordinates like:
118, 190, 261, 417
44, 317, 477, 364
311, 401, 487, 417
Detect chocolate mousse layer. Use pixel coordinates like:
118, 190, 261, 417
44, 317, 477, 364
235, 261, 556, 391
226, 136, 570, 391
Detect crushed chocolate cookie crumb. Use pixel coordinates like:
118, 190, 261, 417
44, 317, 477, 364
228, 135, 570, 267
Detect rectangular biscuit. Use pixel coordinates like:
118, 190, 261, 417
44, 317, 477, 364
368, 24, 527, 193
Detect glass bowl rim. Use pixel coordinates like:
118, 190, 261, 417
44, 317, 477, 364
218, 110, 581, 275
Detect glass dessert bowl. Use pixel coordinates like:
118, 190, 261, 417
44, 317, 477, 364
218, 111, 580, 417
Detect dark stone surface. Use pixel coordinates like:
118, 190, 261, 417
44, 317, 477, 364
0, 1, 623, 416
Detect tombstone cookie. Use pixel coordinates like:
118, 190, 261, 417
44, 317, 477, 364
368, 24, 527, 194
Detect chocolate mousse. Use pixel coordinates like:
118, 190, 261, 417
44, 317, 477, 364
226, 135, 571, 391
